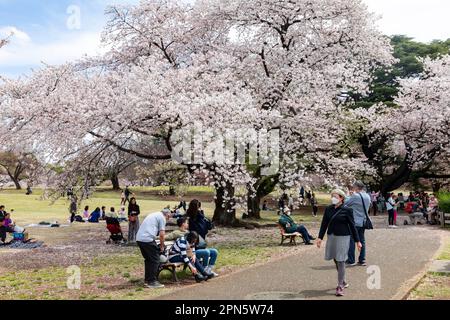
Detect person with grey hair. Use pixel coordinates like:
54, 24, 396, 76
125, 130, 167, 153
136, 208, 173, 289
344, 181, 371, 267
317, 189, 361, 297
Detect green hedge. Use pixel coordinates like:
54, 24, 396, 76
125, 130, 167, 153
437, 192, 450, 213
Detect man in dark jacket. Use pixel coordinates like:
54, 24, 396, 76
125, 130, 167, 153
278, 208, 315, 245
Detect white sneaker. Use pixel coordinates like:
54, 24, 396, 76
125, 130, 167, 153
206, 266, 219, 277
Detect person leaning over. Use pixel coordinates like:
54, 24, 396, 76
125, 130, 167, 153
136, 208, 173, 289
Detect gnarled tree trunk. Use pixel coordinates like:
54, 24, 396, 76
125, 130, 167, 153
212, 182, 237, 226
246, 174, 279, 219
111, 174, 120, 190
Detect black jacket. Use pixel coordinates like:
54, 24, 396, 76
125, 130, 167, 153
189, 212, 213, 240
128, 204, 140, 216
318, 205, 360, 242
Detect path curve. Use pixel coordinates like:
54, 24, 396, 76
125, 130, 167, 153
156, 226, 442, 300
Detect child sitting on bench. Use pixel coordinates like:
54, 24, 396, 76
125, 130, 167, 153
168, 231, 214, 283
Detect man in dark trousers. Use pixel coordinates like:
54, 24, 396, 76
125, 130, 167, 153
136, 208, 173, 289
124, 186, 132, 204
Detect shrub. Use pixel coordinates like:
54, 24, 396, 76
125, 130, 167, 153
437, 193, 450, 213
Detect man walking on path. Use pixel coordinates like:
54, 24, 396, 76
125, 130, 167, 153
136, 208, 173, 289
345, 181, 371, 267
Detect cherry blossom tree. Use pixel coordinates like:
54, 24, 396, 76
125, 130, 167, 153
354, 55, 450, 194
0, 0, 394, 226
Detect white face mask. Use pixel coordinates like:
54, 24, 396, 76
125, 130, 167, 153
331, 197, 340, 205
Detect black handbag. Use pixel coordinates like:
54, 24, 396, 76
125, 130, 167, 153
359, 193, 374, 230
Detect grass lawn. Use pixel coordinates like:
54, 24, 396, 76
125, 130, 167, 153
409, 235, 450, 300
0, 188, 320, 300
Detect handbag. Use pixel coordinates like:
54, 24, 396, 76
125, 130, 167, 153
129, 214, 137, 223
196, 235, 208, 250
358, 193, 374, 230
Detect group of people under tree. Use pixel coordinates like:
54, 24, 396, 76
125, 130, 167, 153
136, 199, 219, 289
61, 178, 444, 295
370, 190, 440, 226
275, 189, 321, 218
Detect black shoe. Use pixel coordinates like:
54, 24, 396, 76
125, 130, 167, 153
204, 272, 215, 280
309, 236, 316, 241
305, 242, 314, 245
144, 281, 165, 289
195, 274, 206, 283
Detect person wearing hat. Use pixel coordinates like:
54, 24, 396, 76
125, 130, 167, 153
317, 189, 362, 297
136, 208, 173, 289
278, 207, 315, 245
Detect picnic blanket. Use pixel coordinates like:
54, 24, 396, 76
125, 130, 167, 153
1, 240, 44, 249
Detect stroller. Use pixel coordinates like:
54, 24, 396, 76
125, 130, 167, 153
106, 215, 127, 245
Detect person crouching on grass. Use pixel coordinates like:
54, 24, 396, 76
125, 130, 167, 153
168, 231, 215, 283
316, 189, 362, 297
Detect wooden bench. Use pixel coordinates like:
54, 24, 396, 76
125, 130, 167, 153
278, 224, 303, 246
156, 240, 188, 282
157, 262, 187, 282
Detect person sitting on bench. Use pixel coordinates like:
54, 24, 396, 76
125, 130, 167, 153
166, 217, 189, 241
278, 207, 315, 245
168, 231, 214, 283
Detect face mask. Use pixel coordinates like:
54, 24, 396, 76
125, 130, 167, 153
331, 197, 340, 205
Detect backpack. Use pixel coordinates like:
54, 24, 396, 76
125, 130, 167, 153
74, 215, 84, 222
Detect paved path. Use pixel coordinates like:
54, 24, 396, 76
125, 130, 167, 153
157, 226, 443, 300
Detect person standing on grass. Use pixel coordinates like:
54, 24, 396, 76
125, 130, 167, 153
317, 189, 362, 297
136, 208, 173, 289
124, 186, 132, 204
128, 197, 141, 243
69, 196, 78, 223
311, 193, 319, 217
345, 181, 371, 267
299, 186, 305, 206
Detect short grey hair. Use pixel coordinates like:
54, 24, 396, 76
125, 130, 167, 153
353, 181, 366, 191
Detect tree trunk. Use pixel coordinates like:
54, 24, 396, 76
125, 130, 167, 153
111, 174, 120, 190
247, 193, 262, 219
169, 185, 176, 196
432, 181, 442, 194
7, 171, 22, 190
212, 182, 237, 226
12, 178, 22, 190
246, 175, 279, 219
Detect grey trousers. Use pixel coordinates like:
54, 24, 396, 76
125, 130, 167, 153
128, 217, 140, 243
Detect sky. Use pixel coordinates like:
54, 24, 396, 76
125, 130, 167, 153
0, 0, 449, 78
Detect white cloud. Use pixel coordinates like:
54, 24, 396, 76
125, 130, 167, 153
0, 26, 106, 74
0, 26, 31, 44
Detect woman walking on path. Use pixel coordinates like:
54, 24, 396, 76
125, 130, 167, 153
316, 189, 362, 297
128, 197, 141, 243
